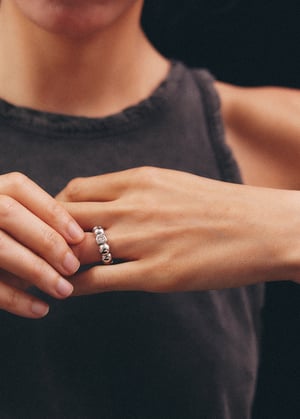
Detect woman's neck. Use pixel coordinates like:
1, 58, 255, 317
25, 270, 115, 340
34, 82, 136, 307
0, 1, 170, 117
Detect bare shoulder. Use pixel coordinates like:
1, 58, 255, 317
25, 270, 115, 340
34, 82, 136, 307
214, 81, 300, 189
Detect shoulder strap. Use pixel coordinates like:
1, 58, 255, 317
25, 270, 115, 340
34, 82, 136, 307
191, 68, 242, 184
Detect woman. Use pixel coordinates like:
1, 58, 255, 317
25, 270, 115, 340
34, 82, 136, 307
0, 1, 299, 418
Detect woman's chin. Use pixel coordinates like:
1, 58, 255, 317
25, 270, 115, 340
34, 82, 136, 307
11, 0, 141, 39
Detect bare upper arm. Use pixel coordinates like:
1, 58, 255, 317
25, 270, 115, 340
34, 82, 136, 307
215, 81, 300, 189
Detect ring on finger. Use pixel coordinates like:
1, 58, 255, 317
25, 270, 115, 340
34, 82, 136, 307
92, 226, 113, 265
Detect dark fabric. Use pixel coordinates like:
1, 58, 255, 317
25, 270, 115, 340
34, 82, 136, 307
0, 62, 264, 419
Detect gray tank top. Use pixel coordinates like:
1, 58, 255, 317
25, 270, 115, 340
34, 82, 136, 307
0, 61, 264, 419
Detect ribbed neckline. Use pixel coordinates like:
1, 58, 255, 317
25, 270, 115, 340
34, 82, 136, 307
0, 61, 184, 138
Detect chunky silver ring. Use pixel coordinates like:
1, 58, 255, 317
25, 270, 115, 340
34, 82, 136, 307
92, 226, 113, 265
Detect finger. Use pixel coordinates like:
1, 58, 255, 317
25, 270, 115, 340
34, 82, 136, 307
0, 281, 49, 319
0, 230, 74, 299
56, 168, 143, 202
72, 232, 123, 265
0, 173, 84, 244
56, 167, 210, 203
60, 202, 117, 231
0, 195, 80, 276
0, 268, 30, 291
72, 233, 101, 264
72, 225, 150, 265
71, 261, 145, 295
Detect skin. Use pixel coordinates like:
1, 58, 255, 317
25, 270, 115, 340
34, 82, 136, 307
0, 0, 169, 116
0, 173, 84, 317
11, 0, 143, 38
0, 0, 169, 317
57, 167, 300, 295
0, 0, 300, 316
217, 82, 300, 189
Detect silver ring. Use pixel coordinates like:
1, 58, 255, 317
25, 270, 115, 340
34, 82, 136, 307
92, 226, 113, 265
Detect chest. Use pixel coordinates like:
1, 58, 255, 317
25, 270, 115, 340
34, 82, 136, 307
0, 113, 223, 196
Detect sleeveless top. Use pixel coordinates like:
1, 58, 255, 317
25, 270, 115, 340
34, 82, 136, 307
0, 62, 264, 419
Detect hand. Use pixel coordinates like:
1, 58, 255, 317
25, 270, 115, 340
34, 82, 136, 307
0, 172, 84, 318
57, 167, 300, 295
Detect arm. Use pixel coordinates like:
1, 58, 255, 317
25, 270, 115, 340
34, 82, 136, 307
57, 167, 300, 295
216, 82, 300, 189
57, 86, 300, 295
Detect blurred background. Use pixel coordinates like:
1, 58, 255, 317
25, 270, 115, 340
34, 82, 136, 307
143, 0, 300, 417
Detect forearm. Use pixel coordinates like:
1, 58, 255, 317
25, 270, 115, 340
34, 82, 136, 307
56, 167, 300, 295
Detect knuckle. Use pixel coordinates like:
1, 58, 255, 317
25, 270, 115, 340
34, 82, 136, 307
132, 206, 150, 223
142, 259, 174, 293
63, 177, 83, 200
0, 195, 18, 218
100, 275, 110, 292
47, 200, 66, 222
132, 166, 154, 181
6, 172, 29, 189
40, 227, 63, 253
92, 267, 111, 292
28, 258, 49, 287
0, 230, 8, 251
130, 167, 162, 188
135, 262, 158, 292
5, 287, 20, 311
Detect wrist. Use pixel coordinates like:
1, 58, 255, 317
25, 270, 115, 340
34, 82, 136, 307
265, 189, 300, 283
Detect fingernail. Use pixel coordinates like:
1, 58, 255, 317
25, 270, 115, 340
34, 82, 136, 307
31, 302, 50, 317
56, 278, 74, 298
63, 252, 80, 275
67, 221, 84, 241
